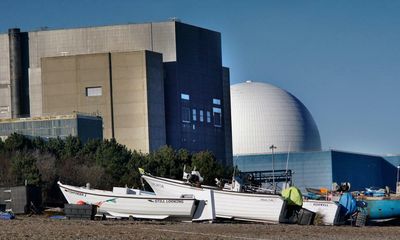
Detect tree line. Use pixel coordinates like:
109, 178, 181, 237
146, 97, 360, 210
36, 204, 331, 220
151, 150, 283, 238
0, 133, 233, 205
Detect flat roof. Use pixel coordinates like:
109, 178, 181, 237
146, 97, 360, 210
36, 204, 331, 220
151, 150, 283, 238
0, 113, 101, 123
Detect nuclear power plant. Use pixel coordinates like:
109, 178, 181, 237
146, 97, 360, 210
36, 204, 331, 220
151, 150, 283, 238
0, 21, 232, 165
0, 20, 399, 189
230, 81, 400, 191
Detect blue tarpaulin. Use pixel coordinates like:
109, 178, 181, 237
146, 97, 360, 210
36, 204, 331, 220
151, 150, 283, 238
0, 212, 15, 220
339, 193, 357, 216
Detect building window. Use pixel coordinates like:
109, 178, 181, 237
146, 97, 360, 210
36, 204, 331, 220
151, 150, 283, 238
206, 111, 211, 123
213, 98, 221, 105
86, 87, 102, 97
199, 110, 204, 122
182, 107, 190, 123
213, 107, 222, 127
192, 109, 197, 121
181, 93, 190, 100
0, 106, 9, 114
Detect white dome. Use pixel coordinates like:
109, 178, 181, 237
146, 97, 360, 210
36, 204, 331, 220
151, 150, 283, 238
231, 81, 321, 155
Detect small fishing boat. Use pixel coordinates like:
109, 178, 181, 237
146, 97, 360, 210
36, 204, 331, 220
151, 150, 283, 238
58, 181, 201, 220
302, 200, 342, 225
141, 174, 285, 223
356, 192, 400, 221
142, 172, 345, 225
364, 198, 400, 220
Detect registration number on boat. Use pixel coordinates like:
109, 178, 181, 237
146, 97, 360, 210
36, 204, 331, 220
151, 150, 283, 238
149, 199, 184, 203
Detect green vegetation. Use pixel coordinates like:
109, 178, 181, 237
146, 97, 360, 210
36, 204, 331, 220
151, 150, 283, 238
0, 133, 232, 205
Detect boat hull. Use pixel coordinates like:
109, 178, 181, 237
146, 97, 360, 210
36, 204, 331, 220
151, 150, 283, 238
58, 182, 197, 220
302, 200, 340, 225
364, 199, 400, 220
142, 175, 284, 223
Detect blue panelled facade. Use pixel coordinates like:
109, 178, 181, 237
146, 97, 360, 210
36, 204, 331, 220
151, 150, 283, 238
234, 150, 400, 192
331, 151, 397, 191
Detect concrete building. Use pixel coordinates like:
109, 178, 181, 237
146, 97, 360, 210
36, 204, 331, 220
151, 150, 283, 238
0, 113, 103, 143
0, 21, 232, 164
41, 51, 165, 152
231, 81, 399, 191
234, 150, 400, 192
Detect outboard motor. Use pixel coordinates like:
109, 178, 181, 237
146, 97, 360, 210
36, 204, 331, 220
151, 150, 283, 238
187, 170, 204, 185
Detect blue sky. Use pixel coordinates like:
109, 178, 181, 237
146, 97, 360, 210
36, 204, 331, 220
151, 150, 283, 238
1, 0, 399, 155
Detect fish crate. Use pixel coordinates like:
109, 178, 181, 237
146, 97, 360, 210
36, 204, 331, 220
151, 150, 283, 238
297, 208, 316, 225
64, 204, 97, 220
355, 211, 367, 227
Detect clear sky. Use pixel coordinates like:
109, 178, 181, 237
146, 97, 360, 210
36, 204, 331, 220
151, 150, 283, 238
1, 0, 399, 155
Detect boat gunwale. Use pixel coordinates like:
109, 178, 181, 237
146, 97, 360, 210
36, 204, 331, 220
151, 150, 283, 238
143, 174, 284, 199
58, 182, 196, 201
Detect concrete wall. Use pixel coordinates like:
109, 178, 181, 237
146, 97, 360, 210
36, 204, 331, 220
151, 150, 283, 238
25, 22, 175, 117
41, 53, 113, 138
0, 21, 231, 164
41, 50, 165, 152
0, 34, 11, 119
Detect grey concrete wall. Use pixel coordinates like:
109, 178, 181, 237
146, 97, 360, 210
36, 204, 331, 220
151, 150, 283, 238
0, 34, 11, 119
28, 22, 176, 116
41, 50, 164, 153
0, 21, 231, 164
41, 53, 114, 140
111, 51, 156, 152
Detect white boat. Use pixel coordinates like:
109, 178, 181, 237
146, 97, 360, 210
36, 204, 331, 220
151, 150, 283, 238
141, 174, 285, 223
302, 199, 341, 225
58, 181, 199, 220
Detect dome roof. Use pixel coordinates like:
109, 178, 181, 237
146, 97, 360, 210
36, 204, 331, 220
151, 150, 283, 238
231, 81, 321, 155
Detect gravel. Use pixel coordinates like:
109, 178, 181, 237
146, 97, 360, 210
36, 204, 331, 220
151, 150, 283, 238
1, 216, 400, 240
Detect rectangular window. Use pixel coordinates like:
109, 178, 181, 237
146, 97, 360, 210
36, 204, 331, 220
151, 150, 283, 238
86, 87, 102, 97
206, 111, 211, 123
213, 107, 222, 127
199, 110, 204, 122
192, 109, 197, 121
181, 93, 190, 100
213, 98, 221, 105
0, 106, 9, 114
182, 107, 190, 123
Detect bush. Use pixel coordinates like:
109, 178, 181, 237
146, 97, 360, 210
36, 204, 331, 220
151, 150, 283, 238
0, 133, 232, 206
11, 151, 41, 186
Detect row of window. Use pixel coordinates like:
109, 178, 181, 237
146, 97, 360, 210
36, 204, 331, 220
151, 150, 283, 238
181, 93, 221, 106
180, 93, 222, 126
182, 107, 221, 127
85, 90, 222, 127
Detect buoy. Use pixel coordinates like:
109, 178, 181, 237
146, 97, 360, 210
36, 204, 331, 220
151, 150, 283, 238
76, 200, 86, 205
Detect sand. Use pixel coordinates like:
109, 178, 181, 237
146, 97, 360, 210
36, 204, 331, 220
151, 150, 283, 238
1, 216, 400, 240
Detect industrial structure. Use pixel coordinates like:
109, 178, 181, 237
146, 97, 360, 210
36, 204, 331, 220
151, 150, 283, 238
231, 81, 400, 191
0, 113, 102, 143
0, 21, 232, 165
231, 81, 321, 155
